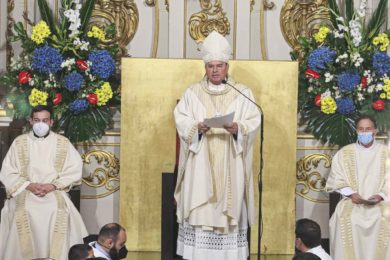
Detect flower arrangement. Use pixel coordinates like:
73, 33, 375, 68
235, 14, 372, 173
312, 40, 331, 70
293, 0, 390, 146
0, 0, 120, 143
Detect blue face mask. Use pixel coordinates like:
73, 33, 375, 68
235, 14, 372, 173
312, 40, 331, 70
357, 132, 374, 145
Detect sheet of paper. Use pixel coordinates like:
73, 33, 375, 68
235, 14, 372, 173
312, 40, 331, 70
203, 112, 235, 128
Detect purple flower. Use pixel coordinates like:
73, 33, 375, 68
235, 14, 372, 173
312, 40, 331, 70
69, 99, 88, 114
337, 71, 360, 93
307, 46, 336, 72
373, 51, 390, 76
88, 50, 116, 79
32, 45, 63, 74
64, 72, 84, 91
336, 98, 356, 115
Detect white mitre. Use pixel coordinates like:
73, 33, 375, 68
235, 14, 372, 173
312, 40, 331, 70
201, 31, 231, 63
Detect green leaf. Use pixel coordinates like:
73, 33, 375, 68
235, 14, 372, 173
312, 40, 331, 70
37, 0, 56, 35
360, 102, 390, 133
345, 0, 354, 23
327, 0, 340, 28
367, 0, 388, 39
79, 0, 96, 33
304, 108, 359, 146
55, 106, 113, 143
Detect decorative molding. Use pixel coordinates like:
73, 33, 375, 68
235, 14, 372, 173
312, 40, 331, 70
296, 153, 331, 203
188, 0, 230, 44
90, 0, 139, 57
263, 0, 275, 10
250, 0, 255, 12
6, 0, 15, 71
280, 0, 330, 54
144, 0, 156, 6
165, 0, 169, 12
145, 0, 159, 58
81, 150, 120, 199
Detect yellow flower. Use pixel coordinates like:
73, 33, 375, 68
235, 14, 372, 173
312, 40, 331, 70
95, 82, 113, 106
380, 93, 387, 99
320, 97, 337, 114
31, 21, 51, 44
373, 37, 380, 45
387, 92, 390, 100
88, 26, 105, 41
28, 88, 48, 107
314, 27, 330, 43
380, 45, 387, 52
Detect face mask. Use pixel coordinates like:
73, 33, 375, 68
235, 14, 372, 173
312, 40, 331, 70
357, 132, 373, 145
118, 246, 128, 259
33, 122, 50, 137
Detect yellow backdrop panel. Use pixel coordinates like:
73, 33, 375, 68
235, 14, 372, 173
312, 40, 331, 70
120, 58, 298, 254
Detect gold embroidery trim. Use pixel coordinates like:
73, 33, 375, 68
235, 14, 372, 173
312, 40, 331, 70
49, 191, 68, 260
339, 201, 355, 260
15, 191, 34, 259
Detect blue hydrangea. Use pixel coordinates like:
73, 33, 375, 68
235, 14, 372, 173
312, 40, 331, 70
88, 50, 116, 79
64, 72, 84, 91
373, 51, 390, 76
69, 99, 88, 114
336, 98, 356, 115
32, 45, 63, 74
307, 46, 336, 72
337, 71, 360, 93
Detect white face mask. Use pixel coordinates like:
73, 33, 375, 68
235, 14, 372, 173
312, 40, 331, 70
33, 122, 50, 137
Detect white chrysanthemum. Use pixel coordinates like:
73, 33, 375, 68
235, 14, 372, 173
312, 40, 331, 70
308, 86, 314, 93
325, 72, 334, 82
357, 93, 365, 101
321, 89, 332, 98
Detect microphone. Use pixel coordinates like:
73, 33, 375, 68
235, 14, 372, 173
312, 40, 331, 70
221, 79, 264, 115
222, 78, 264, 260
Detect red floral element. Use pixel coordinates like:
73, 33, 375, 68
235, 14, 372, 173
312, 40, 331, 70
305, 69, 320, 79
361, 76, 367, 88
87, 93, 98, 104
315, 95, 321, 107
53, 93, 62, 105
76, 59, 88, 71
18, 70, 31, 84
372, 100, 385, 111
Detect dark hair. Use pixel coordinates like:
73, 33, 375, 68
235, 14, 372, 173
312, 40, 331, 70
98, 223, 125, 243
355, 115, 377, 128
68, 244, 92, 260
292, 252, 321, 260
295, 218, 321, 248
30, 105, 53, 119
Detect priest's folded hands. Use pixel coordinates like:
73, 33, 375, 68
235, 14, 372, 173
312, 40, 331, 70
26, 183, 56, 197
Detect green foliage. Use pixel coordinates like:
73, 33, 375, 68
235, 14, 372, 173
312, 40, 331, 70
79, 0, 96, 32
296, 0, 390, 146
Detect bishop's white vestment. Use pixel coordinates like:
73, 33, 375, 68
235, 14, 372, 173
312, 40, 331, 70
0, 131, 88, 260
326, 142, 390, 260
174, 77, 261, 260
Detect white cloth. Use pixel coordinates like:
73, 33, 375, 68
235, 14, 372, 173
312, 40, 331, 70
0, 131, 88, 260
307, 245, 332, 260
326, 142, 390, 260
201, 31, 231, 63
89, 241, 111, 260
174, 77, 261, 260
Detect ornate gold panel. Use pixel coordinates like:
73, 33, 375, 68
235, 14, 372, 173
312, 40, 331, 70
81, 150, 120, 199
90, 0, 139, 57
189, 0, 230, 43
280, 0, 330, 53
296, 153, 331, 203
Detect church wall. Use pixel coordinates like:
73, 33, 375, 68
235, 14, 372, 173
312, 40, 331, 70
0, 0, 389, 247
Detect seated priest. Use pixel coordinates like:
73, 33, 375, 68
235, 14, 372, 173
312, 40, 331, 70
326, 115, 390, 260
0, 105, 88, 260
